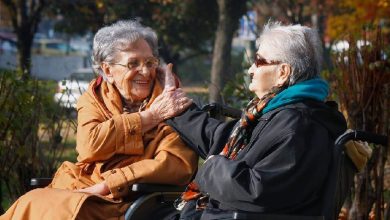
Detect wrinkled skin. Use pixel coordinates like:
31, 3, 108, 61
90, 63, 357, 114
149, 64, 192, 120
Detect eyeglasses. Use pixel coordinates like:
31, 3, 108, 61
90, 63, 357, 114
254, 54, 281, 68
111, 57, 159, 70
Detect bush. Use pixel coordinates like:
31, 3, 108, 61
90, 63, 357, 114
0, 69, 76, 213
327, 27, 389, 219
221, 48, 253, 109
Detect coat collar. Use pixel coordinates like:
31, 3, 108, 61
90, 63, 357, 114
87, 75, 163, 117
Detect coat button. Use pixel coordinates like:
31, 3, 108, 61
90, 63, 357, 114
129, 129, 136, 135
111, 170, 116, 174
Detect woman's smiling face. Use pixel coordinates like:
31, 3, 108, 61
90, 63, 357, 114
104, 39, 158, 102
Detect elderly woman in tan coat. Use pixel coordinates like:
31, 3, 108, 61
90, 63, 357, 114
1, 20, 197, 220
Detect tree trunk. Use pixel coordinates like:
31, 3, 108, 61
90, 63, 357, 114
209, 0, 246, 103
16, 31, 33, 79
1, 0, 46, 79
209, 0, 234, 103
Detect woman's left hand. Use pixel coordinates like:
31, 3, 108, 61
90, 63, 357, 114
75, 181, 110, 196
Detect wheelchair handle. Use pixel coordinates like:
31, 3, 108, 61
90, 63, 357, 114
335, 130, 388, 147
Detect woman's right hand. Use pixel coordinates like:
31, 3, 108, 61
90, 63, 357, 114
140, 64, 192, 132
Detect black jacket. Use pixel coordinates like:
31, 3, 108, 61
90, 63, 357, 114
167, 100, 346, 217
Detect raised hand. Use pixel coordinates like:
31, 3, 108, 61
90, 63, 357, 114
140, 63, 193, 133
150, 64, 192, 119
163, 63, 176, 91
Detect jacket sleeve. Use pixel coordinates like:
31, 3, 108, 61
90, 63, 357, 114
76, 94, 144, 163
102, 124, 198, 198
167, 104, 237, 159
194, 123, 331, 211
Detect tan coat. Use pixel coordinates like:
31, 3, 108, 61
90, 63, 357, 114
1, 77, 197, 220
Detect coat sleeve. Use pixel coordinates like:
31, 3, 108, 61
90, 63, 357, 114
76, 94, 144, 163
194, 121, 331, 212
103, 124, 198, 198
167, 104, 237, 159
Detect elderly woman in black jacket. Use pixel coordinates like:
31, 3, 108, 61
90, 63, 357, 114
159, 22, 347, 219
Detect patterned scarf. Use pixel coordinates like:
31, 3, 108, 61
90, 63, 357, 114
175, 87, 283, 210
220, 92, 278, 159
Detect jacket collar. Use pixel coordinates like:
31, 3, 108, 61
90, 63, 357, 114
88, 75, 163, 116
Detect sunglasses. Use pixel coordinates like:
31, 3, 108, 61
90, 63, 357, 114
254, 54, 281, 68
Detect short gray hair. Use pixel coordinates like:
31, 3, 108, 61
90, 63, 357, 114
91, 20, 158, 78
257, 21, 323, 85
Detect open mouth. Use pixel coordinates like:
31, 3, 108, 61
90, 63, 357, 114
249, 73, 254, 80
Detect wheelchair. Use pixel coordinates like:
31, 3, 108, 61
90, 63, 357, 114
30, 103, 388, 220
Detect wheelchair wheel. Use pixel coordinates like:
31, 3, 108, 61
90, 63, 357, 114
125, 192, 180, 220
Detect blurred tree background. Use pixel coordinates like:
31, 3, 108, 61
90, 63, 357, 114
0, 0, 48, 78
0, 0, 389, 217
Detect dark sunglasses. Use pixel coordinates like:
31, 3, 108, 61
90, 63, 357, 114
254, 54, 281, 67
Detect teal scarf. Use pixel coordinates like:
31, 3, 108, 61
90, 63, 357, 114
263, 78, 329, 114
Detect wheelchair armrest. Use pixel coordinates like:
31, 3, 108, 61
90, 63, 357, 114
131, 183, 185, 193
30, 178, 53, 188
232, 212, 325, 220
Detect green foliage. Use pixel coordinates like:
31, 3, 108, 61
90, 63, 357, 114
144, 0, 218, 63
177, 54, 211, 84
222, 72, 252, 109
0, 69, 77, 212
221, 49, 253, 109
51, 0, 218, 64
50, 0, 109, 34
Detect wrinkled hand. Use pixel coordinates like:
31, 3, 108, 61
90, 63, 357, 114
148, 63, 192, 121
75, 181, 110, 196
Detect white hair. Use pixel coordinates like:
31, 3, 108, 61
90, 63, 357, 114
91, 20, 158, 79
257, 21, 323, 85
